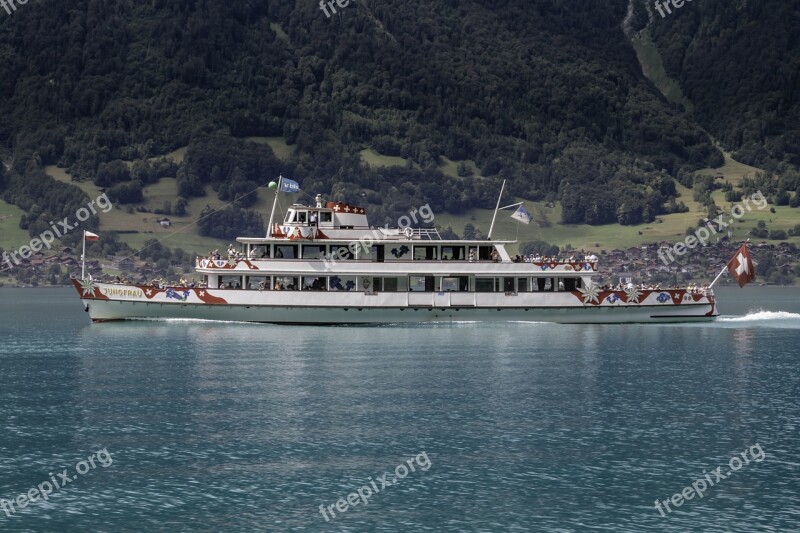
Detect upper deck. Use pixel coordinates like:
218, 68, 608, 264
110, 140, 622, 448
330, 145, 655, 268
198, 195, 599, 276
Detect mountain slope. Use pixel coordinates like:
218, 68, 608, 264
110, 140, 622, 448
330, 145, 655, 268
649, 0, 800, 168
0, 0, 721, 233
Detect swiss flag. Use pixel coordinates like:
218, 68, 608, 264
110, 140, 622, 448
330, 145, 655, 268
84, 231, 100, 242
726, 243, 755, 288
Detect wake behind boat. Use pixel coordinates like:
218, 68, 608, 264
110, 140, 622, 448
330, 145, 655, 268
70, 179, 741, 325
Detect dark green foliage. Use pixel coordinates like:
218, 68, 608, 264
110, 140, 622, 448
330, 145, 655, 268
180, 136, 287, 206
107, 181, 143, 204
0, 0, 729, 226
197, 206, 264, 241
725, 190, 743, 203
520, 240, 560, 257
650, 0, 800, 167
1, 155, 98, 242
94, 160, 131, 187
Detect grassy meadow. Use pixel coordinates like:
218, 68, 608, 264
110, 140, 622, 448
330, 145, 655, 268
34, 135, 800, 260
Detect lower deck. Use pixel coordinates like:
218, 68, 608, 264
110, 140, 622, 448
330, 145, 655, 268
73, 279, 718, 324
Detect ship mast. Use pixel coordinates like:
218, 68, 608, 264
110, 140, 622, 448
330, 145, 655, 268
266, 175, 282, 237
487, 179, 506, 240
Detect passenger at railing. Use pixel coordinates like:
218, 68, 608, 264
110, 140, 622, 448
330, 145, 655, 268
491, 249, 500, 263
227, 244, 236, 259
310, 212, 317, 226
249, 248, 257, 259
275, 248, 284, 258
468, 250, 476, 262
258, 281, 266, 291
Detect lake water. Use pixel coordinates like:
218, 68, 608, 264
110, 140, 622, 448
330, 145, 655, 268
1, 286, 799, 532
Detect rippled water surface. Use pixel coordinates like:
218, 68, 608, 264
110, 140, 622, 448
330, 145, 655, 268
1, 287, 799, 532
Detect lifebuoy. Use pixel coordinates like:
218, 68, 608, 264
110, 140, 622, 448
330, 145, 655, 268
403, 227, 413, 238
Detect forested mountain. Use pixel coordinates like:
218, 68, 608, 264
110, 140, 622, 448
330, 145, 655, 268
648, 0, 800, 168
0, 0, 795, 239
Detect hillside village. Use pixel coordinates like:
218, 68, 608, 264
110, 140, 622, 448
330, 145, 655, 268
2, 239, 797, 289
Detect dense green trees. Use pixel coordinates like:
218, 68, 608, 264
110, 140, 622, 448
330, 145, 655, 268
1, 0, 791, 232
650, 0, 800, 168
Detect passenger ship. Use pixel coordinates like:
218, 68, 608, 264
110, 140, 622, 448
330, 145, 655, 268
71, 191, 719, 324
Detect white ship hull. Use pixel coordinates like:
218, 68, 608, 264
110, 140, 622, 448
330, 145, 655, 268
73, 280, 717, 324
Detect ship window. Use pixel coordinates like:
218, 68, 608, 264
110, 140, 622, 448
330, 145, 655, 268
360, 243, 376, 261
413, 246, 438, 261
302, 245, 325, 259
218, 275, 243, 289
275, 245, 297, 259
383, 278, 399, 292
330, 244, 355, 260
478, 246, 492, 261
536, 278, 554, 292
475, 278, 496, 293
503, 277, 515, 292
320, 212, 333, 223
441, 246, 465, 261
284, 211, 295, 223
517, 278, 529, 292
246, 276, 271, 290
302, 276, 327, 291
442, 276, 468, 292
562, 278, 578, 291
408, 276, 435, 291
372, 277, 383, 292
273, 276, 298, 290
409, 276, 426, 292
297, 211, 307, 223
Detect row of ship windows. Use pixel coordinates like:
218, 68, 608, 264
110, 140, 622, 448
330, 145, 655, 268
237, 244, 498, 261
208, 275, 585, 293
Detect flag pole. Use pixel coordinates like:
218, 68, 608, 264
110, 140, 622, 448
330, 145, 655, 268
708, 264, 727, 289
487, 179, 506, 240
267, 175, 282, 237
81, 230, 86, 280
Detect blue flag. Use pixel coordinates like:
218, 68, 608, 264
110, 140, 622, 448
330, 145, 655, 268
510, 204, 532, 224
280, 177, 300, 193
